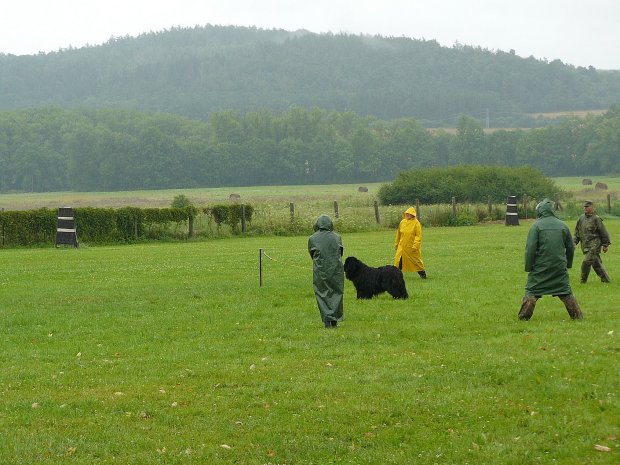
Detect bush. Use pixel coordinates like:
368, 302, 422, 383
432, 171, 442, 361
378, 165, 563, 205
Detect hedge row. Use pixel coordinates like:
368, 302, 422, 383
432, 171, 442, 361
0, 205, 253, 246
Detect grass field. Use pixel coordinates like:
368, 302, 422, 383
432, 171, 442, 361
1, 220, 618, 464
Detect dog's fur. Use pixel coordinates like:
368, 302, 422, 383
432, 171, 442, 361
344, 256, 408, 299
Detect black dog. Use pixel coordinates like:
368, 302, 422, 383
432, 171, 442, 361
344, 256, 409, 299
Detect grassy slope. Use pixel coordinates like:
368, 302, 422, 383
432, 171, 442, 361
1, 222, 618, 464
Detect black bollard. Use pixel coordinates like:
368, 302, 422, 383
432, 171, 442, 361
505, 196, 519, 226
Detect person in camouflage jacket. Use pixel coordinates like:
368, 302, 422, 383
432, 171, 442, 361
574, 200, 611, 283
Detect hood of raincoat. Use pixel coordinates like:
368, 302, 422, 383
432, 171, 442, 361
314, 214, 334, 232
402, 207, 417, 219
535, 199, 556, 219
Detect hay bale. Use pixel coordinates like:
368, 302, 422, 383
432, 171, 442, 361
229, 193, 241, 201
582, 178, 592, 185
358, 186, 369, 193
595, 182, 608, 190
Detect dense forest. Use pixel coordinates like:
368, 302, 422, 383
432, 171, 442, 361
1, 106, 618, 192
1, 25, 620, 127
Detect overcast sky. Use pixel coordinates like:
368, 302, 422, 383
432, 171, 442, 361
1, 0, 618, 69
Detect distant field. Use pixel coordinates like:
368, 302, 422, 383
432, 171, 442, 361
554, 176, 620, 203
527, 109, 608, 119
0, 183, 385, 211
0, 177, 618, 213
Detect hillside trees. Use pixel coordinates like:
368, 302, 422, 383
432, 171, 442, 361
0, 106, 618, 193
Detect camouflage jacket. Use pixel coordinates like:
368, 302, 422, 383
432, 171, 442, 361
574, 214, 611, 252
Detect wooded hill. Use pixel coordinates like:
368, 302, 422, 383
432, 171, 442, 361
1, 25, 620, 127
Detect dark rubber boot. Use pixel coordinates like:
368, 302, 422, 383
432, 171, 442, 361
560, 294, 583, 320
324, 321, 332, 328
518, 296, 538, 320
418, 270, 427, 279
592, 261, 611, 283
580, 262, 591, 284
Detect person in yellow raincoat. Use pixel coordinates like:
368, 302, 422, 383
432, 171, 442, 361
394, 206, 427, 279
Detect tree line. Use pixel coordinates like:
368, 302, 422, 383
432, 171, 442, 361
0, 106, 618, 193
1, 25, 620, 127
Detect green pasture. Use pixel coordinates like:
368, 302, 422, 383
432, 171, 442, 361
0, 183, 385, 211
1, 220, 618, 464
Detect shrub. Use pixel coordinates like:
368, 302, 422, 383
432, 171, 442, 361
378, 165, 563, 205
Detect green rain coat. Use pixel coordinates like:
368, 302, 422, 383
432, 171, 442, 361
524, 199, 575, 296
308, 215, 344, 322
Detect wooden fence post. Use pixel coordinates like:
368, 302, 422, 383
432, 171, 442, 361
488, 198, 492, 216
415, 198, 421, 220
241, 205, 246, 233
608, 193, 612, 213
452, 197, 457, 217
188, 215, 194, 238
373, 200, 381, 224
290, 203, 295, 224
333, 201, 339, 219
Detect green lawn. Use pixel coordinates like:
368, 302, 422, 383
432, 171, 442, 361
1, 221, 618, 464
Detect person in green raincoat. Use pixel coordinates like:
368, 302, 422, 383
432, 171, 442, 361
308, 215, 344, 328
519, 199, 583, 320
394, 206, 427, 279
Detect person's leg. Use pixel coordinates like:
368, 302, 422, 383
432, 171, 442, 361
518, 295, 539, 320
580, 260, 591, 283
418, 270, 427, 279
591, 255, 611, 283
559, 294, 583, 320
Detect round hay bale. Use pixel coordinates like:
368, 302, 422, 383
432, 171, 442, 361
229, 193, 241, 201
582, 178, 592, 185
595, 182, 608, 190
358, 186, 369, 193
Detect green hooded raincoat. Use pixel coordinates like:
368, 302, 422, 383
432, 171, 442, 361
524, 199, 574, 296
308, 215, 344, 322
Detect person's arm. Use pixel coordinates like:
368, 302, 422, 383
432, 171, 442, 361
597, 217, 611, 250
565, 228, 575, 269
524, 225, 538, 272
412, 222, 422, 250
573, 218, 581, 245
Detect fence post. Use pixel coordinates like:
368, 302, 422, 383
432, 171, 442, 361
333, 201, 339, 219
523, 195, 528, 220
188, 215, 194, 238
1, 207, 3, 246
259, 248, 263, 287
290, 203, 295, 224
241, 205, 246, 233
608, 193, 612, 213
373, 200, 381, 224
415, 198, 421, 221
452, 197, 457, 217
488, 198, 492, 216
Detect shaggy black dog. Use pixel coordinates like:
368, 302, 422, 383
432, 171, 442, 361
344, 256, 408, 299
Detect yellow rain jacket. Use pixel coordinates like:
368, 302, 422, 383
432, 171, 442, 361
394, 207, 425, 272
